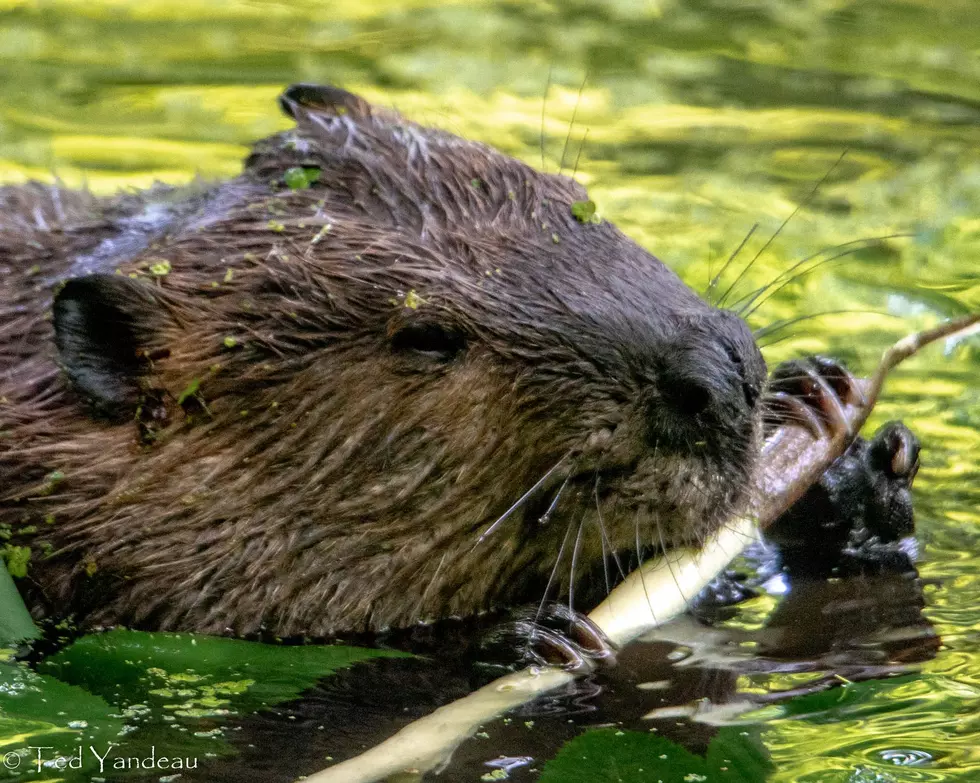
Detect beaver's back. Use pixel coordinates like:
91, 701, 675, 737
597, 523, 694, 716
1, 185, 102, 367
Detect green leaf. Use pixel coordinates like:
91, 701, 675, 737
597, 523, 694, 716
176, 377, 201, 405
148, 258, 171, 276
0, 629, 412, 779
0, 663, 126, 779
40, 628, 410, 716
403, 289, 423, 309
284, 166, 321, 190
1, 544, 31, 578
538, 727, 772, 783
570, 199, 601, 224
0, 558, 40, 644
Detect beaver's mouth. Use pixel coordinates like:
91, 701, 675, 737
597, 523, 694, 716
516, 448, 749, 553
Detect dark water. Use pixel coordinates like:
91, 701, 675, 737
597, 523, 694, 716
0, 0, 977, 781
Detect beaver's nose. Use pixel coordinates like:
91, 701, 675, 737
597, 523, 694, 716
659, 370, 717, 418
644, 314, 765, 447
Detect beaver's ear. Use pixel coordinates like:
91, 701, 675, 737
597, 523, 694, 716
278, 83, 373, 121
53, 274, 164, 420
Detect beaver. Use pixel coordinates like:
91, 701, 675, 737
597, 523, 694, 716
0, 83, 806, 639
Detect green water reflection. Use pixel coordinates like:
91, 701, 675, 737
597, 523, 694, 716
0, 0, 977, 780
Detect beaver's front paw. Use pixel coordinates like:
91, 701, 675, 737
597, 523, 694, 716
761, 356, 920, 574
763, 355, 865, 439
770, 420, 918, 544
480, 602, 617, 674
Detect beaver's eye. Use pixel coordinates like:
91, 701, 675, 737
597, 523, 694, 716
390, 322, 467, 362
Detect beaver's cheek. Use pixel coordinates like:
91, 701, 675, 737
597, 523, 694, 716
584, 444, 756, 549
583, 427, 615, 453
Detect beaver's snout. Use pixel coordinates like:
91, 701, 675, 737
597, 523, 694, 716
639, 312, 766, 453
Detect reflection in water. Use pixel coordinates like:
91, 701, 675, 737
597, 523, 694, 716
0, 0, 978, 780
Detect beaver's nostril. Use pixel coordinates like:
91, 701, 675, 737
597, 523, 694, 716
663, 378, 712, 418
723, 338, 761, 411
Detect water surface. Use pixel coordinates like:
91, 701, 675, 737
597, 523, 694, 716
0, 1, 977, 780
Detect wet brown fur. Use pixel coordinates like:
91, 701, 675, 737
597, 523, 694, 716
0, 85, 765, 637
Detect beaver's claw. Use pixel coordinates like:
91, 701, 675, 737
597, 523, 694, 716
763, 355, 865, 439
482, 602, 617, 674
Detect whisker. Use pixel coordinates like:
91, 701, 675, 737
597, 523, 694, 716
415, 550, 448, 618
599, 517, 611, 594
706, 223, 759, 305
594, 474, 628, 589
475, 451, 571, 545
707, 252, 714, 300
717, 150, 848, 308
757, 332, 817, 350
537, 517, 578, 621
753, 309, 899, 341
634, 505, 645, 570
735, 233, 911, 318
558, 72, 589, 177
568, 516, 586, 615
762, 373, 828, 392
538, 473, 572, 526
571, 128, 590, 183
540, 64, 554, 171
612, 441, 669, 623
759, 410, 821, 430
629, 447, 668, 614
671, 478, 731, 596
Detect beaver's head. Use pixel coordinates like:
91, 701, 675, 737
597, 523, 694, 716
47, 84, 766, 635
